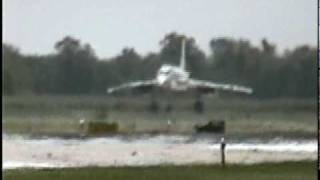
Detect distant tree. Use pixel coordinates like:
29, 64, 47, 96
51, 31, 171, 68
140, 53, 162, 79
92, 60, 114, 94
3, 69, 14, 95
209, 37, 316, 99
114, 48, 142, 81
280, 45, 316, 98
209, 38, 251, 83
3, 44, 19, 95
2, 35, 316, 99
54, 36, 97, 94
3, 44, 34, 95
29, 55, 57, 94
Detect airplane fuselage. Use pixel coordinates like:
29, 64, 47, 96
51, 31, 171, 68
156, 64, 190, 91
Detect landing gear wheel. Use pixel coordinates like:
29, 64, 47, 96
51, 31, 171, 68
165, 103, 173, 113
148, 100, 159, 113
194, 99, 204, 113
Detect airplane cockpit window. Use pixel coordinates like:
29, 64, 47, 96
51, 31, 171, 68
158, 67, 171, 75
159, 70, 170, 75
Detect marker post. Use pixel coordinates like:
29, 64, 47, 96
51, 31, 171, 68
220, 137, 226, 167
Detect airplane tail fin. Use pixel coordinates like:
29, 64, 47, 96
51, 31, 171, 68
179, 38, 186, 70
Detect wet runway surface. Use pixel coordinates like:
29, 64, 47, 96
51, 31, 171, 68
3, 134, 317, 169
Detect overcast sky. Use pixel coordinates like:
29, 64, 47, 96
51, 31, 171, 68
3, 0, 317, 58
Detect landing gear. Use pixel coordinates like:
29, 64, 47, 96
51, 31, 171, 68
164, 92, 173, 113
148, 92, 159, 113
165, 103, 173, 113
148, 100, 173, 113
148, 91, 174, 113
194, 95, 204, 113
147, 92, 204, 114
148, 99, 159, 113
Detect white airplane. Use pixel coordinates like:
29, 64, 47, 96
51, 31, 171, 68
107, 38, 253, 97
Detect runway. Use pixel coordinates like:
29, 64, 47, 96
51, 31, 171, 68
3, 134, 317, 169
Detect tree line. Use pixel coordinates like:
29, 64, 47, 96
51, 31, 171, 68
3, 32, 317, 99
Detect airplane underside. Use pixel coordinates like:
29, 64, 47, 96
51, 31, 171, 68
148, 87, 205, 114
161, 79, 189, 91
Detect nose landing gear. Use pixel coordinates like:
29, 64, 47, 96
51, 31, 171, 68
193, 95, 204, 113
148, 92, 159, 113
148, 99, 159, 113
165, 103, 173, 113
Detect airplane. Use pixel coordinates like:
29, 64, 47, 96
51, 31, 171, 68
107, 38, 253, 112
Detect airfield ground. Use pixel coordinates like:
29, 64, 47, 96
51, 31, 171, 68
3, 96, 317, 179
4, 161, 316, 180
3, 95, 316, 138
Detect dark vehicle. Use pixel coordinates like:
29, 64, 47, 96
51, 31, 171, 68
194, 120, 225, 133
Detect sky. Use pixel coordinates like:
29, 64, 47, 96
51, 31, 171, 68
3, 0, 317, 58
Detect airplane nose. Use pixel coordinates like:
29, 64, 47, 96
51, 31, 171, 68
157, 75, 167, 85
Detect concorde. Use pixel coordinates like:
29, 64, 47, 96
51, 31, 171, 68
107, 38, 253, 96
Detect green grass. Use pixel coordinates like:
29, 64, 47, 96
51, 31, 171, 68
3, 95, 317, 138
3, 161, 316, 180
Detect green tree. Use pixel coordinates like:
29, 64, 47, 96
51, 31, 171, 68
54, 36, 97, 94
3, 44, 34, 95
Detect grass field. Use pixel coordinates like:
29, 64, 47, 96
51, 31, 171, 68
3, 95, 317, 138
3, 161, 316, 180
3, 96, 317, 179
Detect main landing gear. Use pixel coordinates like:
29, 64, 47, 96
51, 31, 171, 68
148, 99, 159, 113
147, 93, 204, 113
147, 92, 173, 113
193, 94, 204, 113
